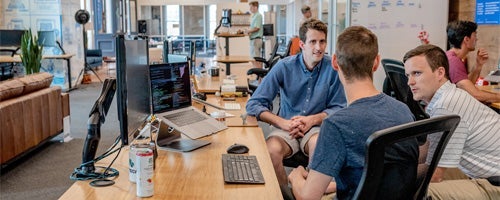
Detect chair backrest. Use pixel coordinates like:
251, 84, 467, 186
282, 37, 301, 58
353, 115, 461, 200
162, 40, 170, 63
381, 59, 429, 120
267, 40, 281, 63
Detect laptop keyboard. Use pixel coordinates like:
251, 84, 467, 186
163, 109, 208, 127
222, 154, 265, 184
224, 103, 241, 110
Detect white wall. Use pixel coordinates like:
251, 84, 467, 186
351, 0, 448, 90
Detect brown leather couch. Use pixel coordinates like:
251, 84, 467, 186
0, 72, 69, 167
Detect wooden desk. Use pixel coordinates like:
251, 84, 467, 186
193, 94, 258, 127
43, 54, 75, 90
60, 127, 282, 200
0, 55, 22, 63
0, 54, 75, 90
478, 85, 500, 109
194, 64, 253, 94
214, 55, 254, 75
215, 33, 246, 56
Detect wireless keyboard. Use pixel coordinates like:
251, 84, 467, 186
222, 154, 265, 184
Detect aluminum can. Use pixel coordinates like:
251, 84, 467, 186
129, 143, 150, 182
136, 148, 154, 197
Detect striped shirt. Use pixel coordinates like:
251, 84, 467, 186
426, 81, 500, 178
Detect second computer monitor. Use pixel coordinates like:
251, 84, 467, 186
38, 30, 57, 47
0, 29, 25, 47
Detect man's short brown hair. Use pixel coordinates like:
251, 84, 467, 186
249, 1, 259, 7
403, 44, 450, 79
299, 19, 327, 43
336, 26, 378, 81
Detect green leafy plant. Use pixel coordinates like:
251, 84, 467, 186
20, 29, 43, 75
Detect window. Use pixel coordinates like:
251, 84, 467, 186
183, 6, 204, 36
166, 5, 180, 37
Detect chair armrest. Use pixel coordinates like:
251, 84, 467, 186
247, 68, 268, 77
253, 57, 266, 63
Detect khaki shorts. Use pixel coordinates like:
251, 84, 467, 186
250, 38, 262, 57
428, 169, 500, 199
428, 179, 500, 199
267, 126, 320, 159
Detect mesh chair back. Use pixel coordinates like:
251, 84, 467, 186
353, 115, 461, 200
382, 59, 429, 120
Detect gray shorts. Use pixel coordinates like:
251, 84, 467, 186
267, 126, 320, 159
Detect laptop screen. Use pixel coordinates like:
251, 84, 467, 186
150, 62, 192, 113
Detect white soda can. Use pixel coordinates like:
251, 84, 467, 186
129, 144, 151, 182
136, 148, 154, 197
128, 145, 138, 182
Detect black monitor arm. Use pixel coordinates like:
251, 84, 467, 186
80, 78, 117, 174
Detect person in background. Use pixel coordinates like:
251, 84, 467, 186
298, 5, 313, 28
446, 20, 499, 103
288, 25, 418, 200
246, 19, 346, 192
293, 5, 314, 53
403, 44, 500, 198
246, 1, 263, 68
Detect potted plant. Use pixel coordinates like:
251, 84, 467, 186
20, 29, 43, 75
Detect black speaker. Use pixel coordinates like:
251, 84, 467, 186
75, 10, 90, 25
138, 20, 147, 34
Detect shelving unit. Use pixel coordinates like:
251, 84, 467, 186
231, 13, 251, 26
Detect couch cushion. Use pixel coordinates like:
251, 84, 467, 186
17, 72, 53, 94
0, 79, 24, 101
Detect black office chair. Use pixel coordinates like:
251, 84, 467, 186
253, 39, 281, 69
247, 40, 282, 95
353, 115, 461, 200
0, 49, 16, 81
381, 59, 429, 121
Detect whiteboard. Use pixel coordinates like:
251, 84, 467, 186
350, 0, 448, 90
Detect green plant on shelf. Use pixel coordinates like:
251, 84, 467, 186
20, 29, 44, 75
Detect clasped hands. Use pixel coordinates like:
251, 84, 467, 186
279, 116, 315, 139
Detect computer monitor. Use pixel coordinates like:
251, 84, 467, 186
115, 34, 151, 146
263, 24, 274, 36
222, 9, 232, 27
0, 29, 25, 47
37, 30, 57, 46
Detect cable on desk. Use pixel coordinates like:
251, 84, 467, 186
69, 136, 122, 184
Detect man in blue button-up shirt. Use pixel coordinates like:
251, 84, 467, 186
246, 19, 346, 188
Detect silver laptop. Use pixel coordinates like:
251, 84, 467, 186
485, 69, 500, 83
150, 62, 227, 139
155, 120, 211, 152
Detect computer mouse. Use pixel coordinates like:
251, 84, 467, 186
227, 143, 249, 154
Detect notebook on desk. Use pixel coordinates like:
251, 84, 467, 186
155, 120, 210, 152
150, 62, 227, 140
